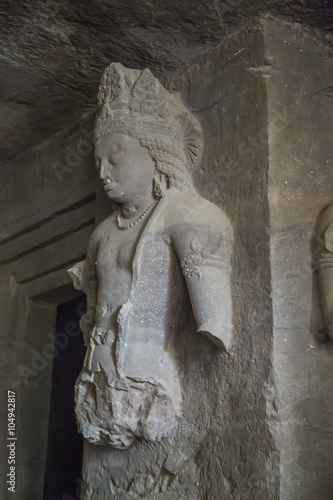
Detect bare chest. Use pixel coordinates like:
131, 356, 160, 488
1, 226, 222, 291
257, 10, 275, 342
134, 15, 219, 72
96, 218, 144, 278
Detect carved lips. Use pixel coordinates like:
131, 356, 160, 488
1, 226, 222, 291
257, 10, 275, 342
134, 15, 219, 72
103, 179, 117, 192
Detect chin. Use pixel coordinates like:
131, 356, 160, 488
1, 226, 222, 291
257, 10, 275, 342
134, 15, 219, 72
106, 191, 116, 199
105, 189, 133, 204
104, 189, 119, 200
106, 193, 128, 204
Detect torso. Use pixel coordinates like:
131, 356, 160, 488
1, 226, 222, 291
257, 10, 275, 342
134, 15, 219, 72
94, 209, 151, 330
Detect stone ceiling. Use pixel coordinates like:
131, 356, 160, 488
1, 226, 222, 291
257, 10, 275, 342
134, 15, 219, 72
0, 0, 332, 164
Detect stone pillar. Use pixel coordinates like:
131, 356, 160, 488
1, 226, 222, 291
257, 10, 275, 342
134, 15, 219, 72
264, 17, 333, 500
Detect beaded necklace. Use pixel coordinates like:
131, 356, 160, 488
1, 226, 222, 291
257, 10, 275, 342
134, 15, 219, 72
116, 200, 158, 230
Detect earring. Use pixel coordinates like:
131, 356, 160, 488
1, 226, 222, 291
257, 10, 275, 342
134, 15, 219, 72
153, 171, 167, 199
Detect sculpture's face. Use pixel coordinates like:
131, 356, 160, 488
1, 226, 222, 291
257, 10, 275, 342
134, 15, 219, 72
95, 133, 155, 203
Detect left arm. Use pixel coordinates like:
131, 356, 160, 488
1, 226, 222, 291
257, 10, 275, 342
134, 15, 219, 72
173, 204, 234, 352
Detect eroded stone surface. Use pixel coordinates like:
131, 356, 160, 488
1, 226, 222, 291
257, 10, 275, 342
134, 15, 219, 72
68, 63, 235, 494
264, 17, 333, 500
0, 21, 282, 500
65, 24, 279, 499
0, 1, 332, 163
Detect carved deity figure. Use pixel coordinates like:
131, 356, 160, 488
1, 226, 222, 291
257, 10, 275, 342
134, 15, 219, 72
68, 63, 233, 450
315, 202, 333, 340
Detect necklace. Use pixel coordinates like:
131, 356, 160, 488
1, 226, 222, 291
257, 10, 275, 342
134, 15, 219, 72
117, 200, 158, 230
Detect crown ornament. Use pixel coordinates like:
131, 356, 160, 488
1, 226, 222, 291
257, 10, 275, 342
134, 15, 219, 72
95, 63, 203, 172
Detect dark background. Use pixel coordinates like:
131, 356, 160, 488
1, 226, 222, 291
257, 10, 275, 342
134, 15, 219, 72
43, 296, 86, 500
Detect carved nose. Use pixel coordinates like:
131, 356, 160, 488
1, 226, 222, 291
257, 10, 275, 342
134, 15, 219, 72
99, 162, 107, 180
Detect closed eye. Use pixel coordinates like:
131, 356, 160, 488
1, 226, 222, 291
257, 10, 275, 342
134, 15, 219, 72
113, 145, 125, 154
108, 152, 123, 164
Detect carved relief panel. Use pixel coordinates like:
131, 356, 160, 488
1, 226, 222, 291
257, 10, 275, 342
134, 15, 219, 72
68, 63, 234, 450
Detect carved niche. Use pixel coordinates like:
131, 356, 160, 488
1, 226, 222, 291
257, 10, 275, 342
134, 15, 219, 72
68, 63, 234, 450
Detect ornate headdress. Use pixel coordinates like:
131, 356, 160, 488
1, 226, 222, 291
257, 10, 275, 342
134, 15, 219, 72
95, 63, 203, 190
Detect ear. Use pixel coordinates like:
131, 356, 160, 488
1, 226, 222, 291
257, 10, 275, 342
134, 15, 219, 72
153, 171, 168, 199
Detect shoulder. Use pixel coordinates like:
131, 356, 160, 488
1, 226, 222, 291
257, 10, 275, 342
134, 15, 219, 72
162, 189, 233, 254
165, 189, 232, 235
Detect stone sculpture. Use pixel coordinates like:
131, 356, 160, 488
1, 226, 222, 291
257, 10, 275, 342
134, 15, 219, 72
315, 202, 333, 340
68, 62, 233, 450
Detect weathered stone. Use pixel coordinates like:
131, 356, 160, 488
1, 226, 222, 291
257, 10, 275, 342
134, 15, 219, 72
264, 17, 333, 500
68, 63, 234, 471
0, 1, 332, 164
2, 8, 333, 500
0, 116, 96, 240
62, 23, 279, 499
0, 117, 99, 500
0, 200, 95, 263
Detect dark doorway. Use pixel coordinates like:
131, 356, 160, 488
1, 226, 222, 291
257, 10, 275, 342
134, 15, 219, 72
43, 296, 86, 500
